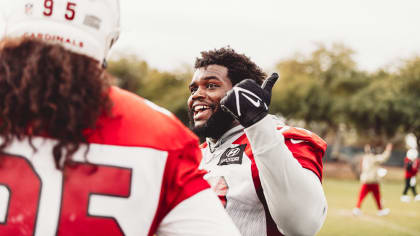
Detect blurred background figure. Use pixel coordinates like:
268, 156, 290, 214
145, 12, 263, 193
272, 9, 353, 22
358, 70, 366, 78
400, 148, 420, 202
353, 143, 393, 216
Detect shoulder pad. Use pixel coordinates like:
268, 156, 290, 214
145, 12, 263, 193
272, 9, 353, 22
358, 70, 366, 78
277, 126, 327, 154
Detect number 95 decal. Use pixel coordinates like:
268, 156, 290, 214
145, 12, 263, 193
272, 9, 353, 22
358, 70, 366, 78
42, 0, 77, 21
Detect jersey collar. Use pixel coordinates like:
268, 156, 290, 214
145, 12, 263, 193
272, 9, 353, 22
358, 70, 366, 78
207, 125, 244, 153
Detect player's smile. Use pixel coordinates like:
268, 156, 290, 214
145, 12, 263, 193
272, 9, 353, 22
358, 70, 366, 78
192, 103, 214, 122
188, 65, 232, 127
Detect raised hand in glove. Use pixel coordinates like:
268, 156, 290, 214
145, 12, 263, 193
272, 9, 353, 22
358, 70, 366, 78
220, 73, 279, 128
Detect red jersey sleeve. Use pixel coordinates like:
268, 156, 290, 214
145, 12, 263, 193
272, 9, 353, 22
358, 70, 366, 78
280, 127, 327, 181
150, 140, 210, 232
164, 141, 209, 210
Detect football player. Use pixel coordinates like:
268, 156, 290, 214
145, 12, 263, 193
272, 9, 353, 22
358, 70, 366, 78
353, 143, 392, 216
401, 149, 420, 202
0, 0, 240, 235
188, 47, 328, 236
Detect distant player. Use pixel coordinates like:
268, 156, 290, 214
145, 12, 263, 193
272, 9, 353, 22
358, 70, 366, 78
400, 149, 420, 202
0, 0, 240, 235
187, 47, 328, 236
353, 143, 393, 216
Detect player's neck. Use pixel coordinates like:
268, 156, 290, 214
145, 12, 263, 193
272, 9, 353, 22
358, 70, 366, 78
207, 122, 242, 153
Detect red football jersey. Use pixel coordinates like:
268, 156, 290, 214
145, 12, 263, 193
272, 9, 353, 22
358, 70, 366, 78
0, 86, 209, 235
405, 157, 420, 178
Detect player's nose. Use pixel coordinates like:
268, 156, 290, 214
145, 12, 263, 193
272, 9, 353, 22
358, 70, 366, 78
191, 86, 206, 100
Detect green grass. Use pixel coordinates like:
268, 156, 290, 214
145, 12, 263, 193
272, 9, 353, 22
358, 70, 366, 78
318, 178, 420, 236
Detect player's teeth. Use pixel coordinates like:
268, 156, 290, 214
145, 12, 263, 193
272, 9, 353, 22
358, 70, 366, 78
195, 105, 209, 112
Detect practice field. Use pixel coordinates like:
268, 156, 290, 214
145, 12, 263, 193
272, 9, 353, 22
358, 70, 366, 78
318, 177, 420, 236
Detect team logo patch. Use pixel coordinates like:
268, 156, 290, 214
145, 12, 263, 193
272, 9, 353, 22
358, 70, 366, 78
217, 144, 246, 166
25, 3, 34, 15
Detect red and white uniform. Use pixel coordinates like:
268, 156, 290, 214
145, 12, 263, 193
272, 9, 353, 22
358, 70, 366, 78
200, 115, 327, 236
405, 157, 420, 179
0, 86, 240, 236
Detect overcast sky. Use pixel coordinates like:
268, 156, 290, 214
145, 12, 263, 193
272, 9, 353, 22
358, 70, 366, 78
1, 0, 420, 72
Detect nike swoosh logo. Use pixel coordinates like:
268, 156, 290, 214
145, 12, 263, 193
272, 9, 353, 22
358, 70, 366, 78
290, 139, 304, 144
242, 93, 261, 107
233, 87, 266, 116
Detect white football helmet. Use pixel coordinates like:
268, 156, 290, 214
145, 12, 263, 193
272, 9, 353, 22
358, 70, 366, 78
6, 0, 120, 63
407, 148, 418, 161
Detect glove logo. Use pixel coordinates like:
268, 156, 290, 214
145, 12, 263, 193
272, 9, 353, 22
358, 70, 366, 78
233, 87, 267, 116
242, 93, 261, 107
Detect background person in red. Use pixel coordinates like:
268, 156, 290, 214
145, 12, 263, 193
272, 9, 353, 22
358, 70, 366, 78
0, 0, 240, 235
187, 47, 328, 236
400, 149, 420, 202
353, 143, 393, 216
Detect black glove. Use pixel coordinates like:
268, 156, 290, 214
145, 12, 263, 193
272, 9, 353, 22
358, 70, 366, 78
220, 73, 278, 128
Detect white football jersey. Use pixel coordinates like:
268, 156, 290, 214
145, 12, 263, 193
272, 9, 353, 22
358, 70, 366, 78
199, 117, 326, 236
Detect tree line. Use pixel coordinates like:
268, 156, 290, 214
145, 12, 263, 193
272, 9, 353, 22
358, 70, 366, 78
107, 44, 420, 153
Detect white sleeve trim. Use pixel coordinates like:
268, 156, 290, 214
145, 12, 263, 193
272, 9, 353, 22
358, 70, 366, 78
157, 189, 241, 236
245, 116, 327, 236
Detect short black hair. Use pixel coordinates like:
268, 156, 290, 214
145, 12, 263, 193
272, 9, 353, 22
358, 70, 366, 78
194, 47, 266, 85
